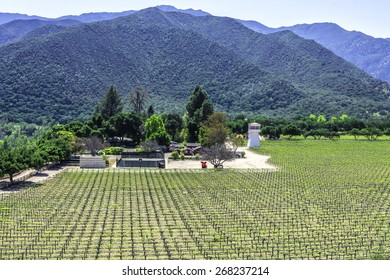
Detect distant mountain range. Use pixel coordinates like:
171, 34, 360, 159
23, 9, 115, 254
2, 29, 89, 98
1, 6, 389, 86
0, 19, 80, 45
0, 7, 389, 123
0, 5, 209, 23
0, 12, 46, 25
239, 21, 390, 84
0, 6, 210, 47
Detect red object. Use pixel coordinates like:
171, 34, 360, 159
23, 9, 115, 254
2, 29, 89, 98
201, 161, 207, 168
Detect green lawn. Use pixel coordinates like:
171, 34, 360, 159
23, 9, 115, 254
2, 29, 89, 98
0, 140, 389, 260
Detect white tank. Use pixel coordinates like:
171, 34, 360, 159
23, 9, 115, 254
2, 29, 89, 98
247, 123, 261, 147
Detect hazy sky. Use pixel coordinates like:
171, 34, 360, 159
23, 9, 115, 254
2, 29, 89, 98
1, 0, 389, 38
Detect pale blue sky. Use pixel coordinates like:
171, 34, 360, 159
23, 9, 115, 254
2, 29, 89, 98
1, 0, 389, 38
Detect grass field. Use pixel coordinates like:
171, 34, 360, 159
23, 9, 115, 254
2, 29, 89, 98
1, 140, 390, 260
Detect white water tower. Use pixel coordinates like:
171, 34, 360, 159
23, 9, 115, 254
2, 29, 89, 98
247, 123, 261, 148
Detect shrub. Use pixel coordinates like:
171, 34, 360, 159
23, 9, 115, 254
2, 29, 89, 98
103, 146, 124, 155
360, 128, 383, 141
171, 150, 179, 160
281, 124, 302, 139
102, 155, 109, 165
349, 128, 361, 140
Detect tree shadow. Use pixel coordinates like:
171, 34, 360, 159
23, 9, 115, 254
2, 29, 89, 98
0, 165, 63, 192
34, 173, 49, 178
0, 171, 54, 192
0, 181, 43, 193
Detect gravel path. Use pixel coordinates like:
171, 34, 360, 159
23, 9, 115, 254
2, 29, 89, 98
166, 147, 276, 169
0, 166, 69, 200
23, 166, 69, 183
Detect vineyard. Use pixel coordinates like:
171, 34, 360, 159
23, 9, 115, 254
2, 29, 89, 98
1, 140, 390, 260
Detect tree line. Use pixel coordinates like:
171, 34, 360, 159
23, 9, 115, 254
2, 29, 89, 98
0, 129, 72, 184
2, 84, 390, 183
250, 114, 390, 140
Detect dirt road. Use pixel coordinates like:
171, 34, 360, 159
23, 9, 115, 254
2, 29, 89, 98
0, 166, 68, 200
166, 147, 276, 169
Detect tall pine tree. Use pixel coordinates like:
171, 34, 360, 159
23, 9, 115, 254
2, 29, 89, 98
96, 86, 123, 121
185, 85, 214, 142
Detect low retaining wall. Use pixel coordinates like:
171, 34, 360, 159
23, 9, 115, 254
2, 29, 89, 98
80, 156, 106, 168
117, 158, 165, 168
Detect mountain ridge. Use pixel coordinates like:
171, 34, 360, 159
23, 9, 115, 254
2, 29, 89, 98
0, 12, 48, 25
0, 8, 389, 124
0, 18, 80, 45
0, 10, 283, 123
0, 6, 210, 45
240, 21, 390, 84
2, 7, 389, 84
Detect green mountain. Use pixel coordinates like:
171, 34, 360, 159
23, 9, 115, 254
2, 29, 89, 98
57, 11, 136, 23
0, 8, 389, 124
2, 7, 390, 86
0, 12, 47, 25
277, 23, 390, 84
0, 11, 275, 123
0, 19, 80, 45
241, 21, 390, 84
0, 6, 209, 45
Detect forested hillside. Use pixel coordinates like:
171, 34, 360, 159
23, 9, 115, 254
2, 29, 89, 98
0, 19, 80, 45
241, 21, 390, 84
136, 9, 390, 116
0, 8, 389, 124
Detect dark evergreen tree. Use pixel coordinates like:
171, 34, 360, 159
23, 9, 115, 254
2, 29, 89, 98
163, 113, 183, 141
201, 99, 214, 122
185, 85, 214, 142
186, 85, 211, 122
187, 120, 198, 143
96, 86, 123, 121
147, 105, 155, 117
